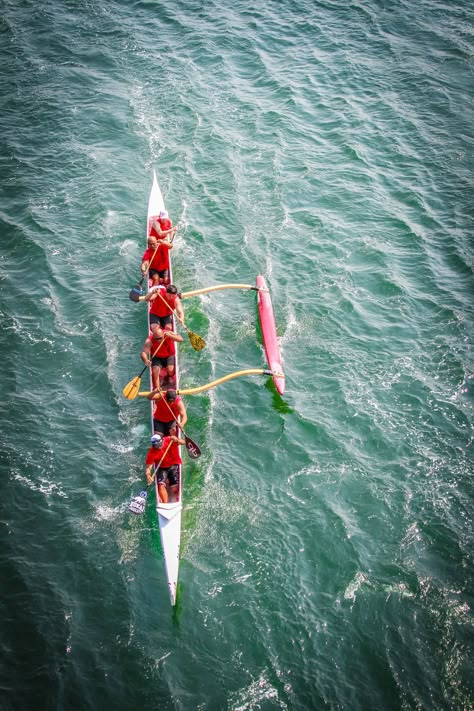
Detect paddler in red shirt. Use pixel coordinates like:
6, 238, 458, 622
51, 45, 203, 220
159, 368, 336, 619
145, 432, 184, 503
145, 209, 176, 286
141, 324, 183, 389
150, 210, 176, 241
141, 232, 173, 287
147, 388, 188, 437
139, 283, 184, 329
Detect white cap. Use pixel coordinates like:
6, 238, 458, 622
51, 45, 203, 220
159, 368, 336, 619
159, 210, 168, 219
150, 434, 163, 447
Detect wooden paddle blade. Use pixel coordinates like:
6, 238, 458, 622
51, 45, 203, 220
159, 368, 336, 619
122, 376, 141, 400
188, 331, 206, 351
185, 435, 201, 459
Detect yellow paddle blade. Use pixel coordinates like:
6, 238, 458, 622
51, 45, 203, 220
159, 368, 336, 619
122, 376, 141, 400
188, 331, 206, 351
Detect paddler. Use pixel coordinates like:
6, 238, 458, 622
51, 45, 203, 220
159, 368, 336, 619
147, 388, 188, 437
151, 210, 176, 241
145, 432, 185, 503
140, 323, 183, 389
138, 283, 184, 329
141, 232, 173, 287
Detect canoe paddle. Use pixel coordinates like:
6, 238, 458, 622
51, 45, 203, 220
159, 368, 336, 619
122, 336, 165, 400
151, 387, 201, 459
129, 440, 173, 515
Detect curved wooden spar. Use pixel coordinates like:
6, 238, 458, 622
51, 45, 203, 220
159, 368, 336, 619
181, 283, 262, 299
137, 368, 282, 397
256, 275, 285, 395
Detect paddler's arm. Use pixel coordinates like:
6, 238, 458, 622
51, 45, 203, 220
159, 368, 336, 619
141, 247, 154, 276
158, 237, 173, 250
163, 330, 183, 343
145, 464, 154, 486
170, 434, 185, 446
151, 221, 177, 238
177, 400, 187, 430
140, 339, 152, 366
174, 297, 185, 323
138, 288, 158, 303
144, 449, 155, 485
147, 388, 165, 402
152, 236, 173, 247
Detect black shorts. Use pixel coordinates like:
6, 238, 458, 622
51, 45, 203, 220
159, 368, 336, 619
153, 419, 175, 436
156, 464, 179, 488
149, 268, 169, 280
150, 313, 173, 328
151, 355, 175, 368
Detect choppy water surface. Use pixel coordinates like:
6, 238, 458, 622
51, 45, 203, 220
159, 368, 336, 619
0, 0, 472, 708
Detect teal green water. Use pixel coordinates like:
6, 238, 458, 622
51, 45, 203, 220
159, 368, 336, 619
1, 0, 473, 709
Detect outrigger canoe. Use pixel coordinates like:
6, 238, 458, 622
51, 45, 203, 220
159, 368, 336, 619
146, 172, 182, 606
136, 176, 284, 607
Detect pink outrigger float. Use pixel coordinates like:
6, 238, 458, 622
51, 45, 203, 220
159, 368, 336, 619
256, 275, 285, 395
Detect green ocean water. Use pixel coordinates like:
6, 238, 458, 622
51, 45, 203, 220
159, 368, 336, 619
1, 0, 473, 709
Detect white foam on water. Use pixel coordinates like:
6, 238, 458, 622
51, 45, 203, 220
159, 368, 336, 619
343, 571, 371, 602
230, 671, 288, 711
119, 239, 138, 256
12, 468, 68, 500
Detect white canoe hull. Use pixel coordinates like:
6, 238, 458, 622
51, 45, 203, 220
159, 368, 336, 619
147, 171, 182, 606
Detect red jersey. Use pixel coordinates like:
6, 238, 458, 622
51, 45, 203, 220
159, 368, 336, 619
153, 395, 182, 423
141, 245, 169, 273
149, 216, 172, 237
149, 286, 178, 317
145, 436, 182, 468
159, 217, 172, 232
148, 332, 175, 359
